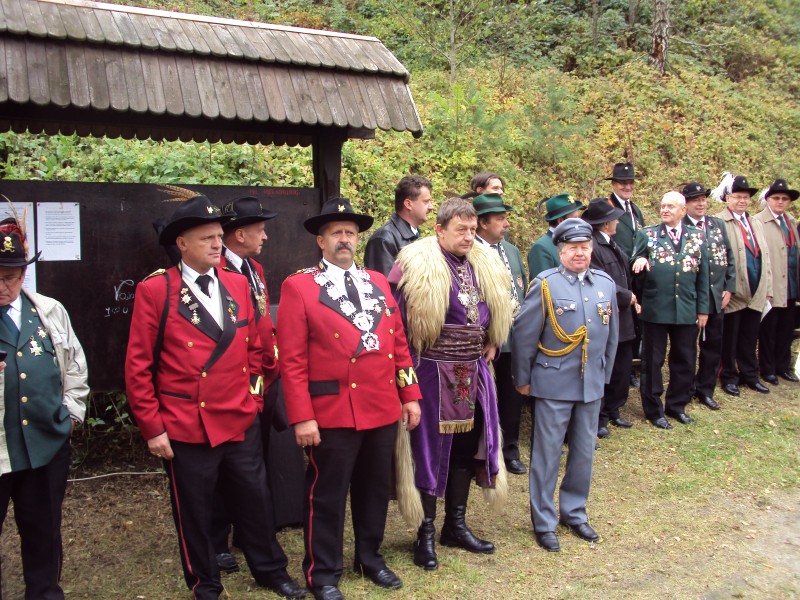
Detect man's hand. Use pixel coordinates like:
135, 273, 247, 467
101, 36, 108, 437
721, 290, 732, 309
294, 419, 321, 448
402, 401, 421, 431
483, 344, 497, 362
634, 302, 642, 315
630, 293, 638, 306
147, 432, 174, 460
515, 384, 531, 397
697, 314, 709, 328
632, 257, 650, 274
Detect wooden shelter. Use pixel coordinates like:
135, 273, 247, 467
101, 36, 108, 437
0, 0, 423, 197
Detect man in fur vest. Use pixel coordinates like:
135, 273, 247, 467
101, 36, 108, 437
388, 198, 512, 571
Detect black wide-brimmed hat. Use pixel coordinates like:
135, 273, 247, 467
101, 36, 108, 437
604, 162, 641, 181
553, 218, 593, 244
764, 178, 799, 201
303, 197, 373, 235
222, 196, 278, 230
158, 194, 234, 246
730, 175, 757, 196
0, 217, 40, 267
682, 182, 711, 200
582, 197, 625, 225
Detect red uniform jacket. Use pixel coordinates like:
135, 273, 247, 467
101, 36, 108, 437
125, 266, 263, 447
219, 255, 280, 388
278, 265, 420, 430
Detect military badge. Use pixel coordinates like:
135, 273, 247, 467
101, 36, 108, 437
29, 338, 43, 356
596, 302, 612, 325
181, 288, 192, 304
36, 326, 47, 338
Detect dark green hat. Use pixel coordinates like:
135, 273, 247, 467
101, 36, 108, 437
541, 193, 585, 223
472, 193, 513, 216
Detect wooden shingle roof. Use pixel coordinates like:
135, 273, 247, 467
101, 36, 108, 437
0, 0, 423, 145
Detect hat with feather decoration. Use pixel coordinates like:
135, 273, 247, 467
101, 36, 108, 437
0, 201, 39, 267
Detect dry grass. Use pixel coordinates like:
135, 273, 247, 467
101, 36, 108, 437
2, 379, 798, 599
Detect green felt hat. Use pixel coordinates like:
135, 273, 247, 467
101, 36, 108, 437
472, 193, 513, 216
541, 193, 585, 222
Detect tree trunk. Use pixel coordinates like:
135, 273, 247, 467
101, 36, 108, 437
626, 0, 639, 48
449, 0, 457, 84
650, 0, 670, 75
592, 0, 599, 51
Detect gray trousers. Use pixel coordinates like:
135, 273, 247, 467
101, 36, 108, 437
529, 397, 600, 532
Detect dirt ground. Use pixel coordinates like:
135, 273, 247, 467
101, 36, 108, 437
1, 391, 799, 599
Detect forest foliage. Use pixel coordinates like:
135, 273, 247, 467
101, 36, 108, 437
2, 0, 799, 248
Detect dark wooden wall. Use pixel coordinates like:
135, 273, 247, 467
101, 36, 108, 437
0, 180, 322, 391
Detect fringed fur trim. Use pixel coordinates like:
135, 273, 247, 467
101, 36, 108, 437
394, 420, 423, 529
439, 419, 474, 434
482, 429, 509, 511
395, 237, 514, 353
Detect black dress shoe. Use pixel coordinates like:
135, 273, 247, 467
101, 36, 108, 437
215, 552, 240, 574
650, 417, 673, 430
597, 426, 610, 439
745, 381, 770, 394
722, 383, 740, 397
561, 521, 600, 542
355, 565, 402, 590
610, 417, 633, 428
505, 459, 527, 474
310, 586, 343, 600
695, 394, 720, 410
667, 412, 693, 425
266, 580, 308, 599
763, 374, 779, 385
534, 531, 560, 552
779, 371, 799, 382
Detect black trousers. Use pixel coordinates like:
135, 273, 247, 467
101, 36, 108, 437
493, 352, 526, 461
640, 321, 698, 420
166, 418, 289, 600
720, 308, 761, 385
600, 339, 634, 427
302, 423, 396, 589
0, 440, 70, 600
211, 397, 277, 553
694, 310, 724, 398
759, 302, 796, 376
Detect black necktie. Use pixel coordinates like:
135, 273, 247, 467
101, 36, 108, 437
195, 274, 212, 297
344, 272, 363, 312
1, 305, 18, 342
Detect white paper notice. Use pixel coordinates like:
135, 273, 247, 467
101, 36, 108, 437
0, 202, 36, 293
37, 202, 81, 261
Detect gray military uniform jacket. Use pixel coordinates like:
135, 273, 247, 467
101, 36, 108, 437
511, 266, 619, 403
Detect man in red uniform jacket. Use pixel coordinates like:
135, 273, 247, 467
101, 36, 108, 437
278, 198, 421, 600
125, 192, 305, 600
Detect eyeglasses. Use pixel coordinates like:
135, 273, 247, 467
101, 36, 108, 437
0, 275, 22, 287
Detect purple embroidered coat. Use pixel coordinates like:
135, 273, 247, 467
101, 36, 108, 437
389, 252, 502, 497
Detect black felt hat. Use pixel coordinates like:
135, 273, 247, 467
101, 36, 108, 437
222, 196, 278, 230
681, 182, 711, 200
0, 218, 40, 267
158, 195, 234, 246
730, 175, 757, 197
764, 178, 799, 201
604, 162, 641, 181
581, 198, 625, 225
303, 198, 374, 235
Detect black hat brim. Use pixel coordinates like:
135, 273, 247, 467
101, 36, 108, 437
684, 190, 711, 199
304, 213, 374, 235
222, 211, 278, 231
159, 215, 232, 246
766, 189, 800, 201
0, 250, 41, 267
582, 206, 625, 225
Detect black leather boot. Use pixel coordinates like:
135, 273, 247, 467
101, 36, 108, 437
439, 469, 494, 554
413, 493, 438, 570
